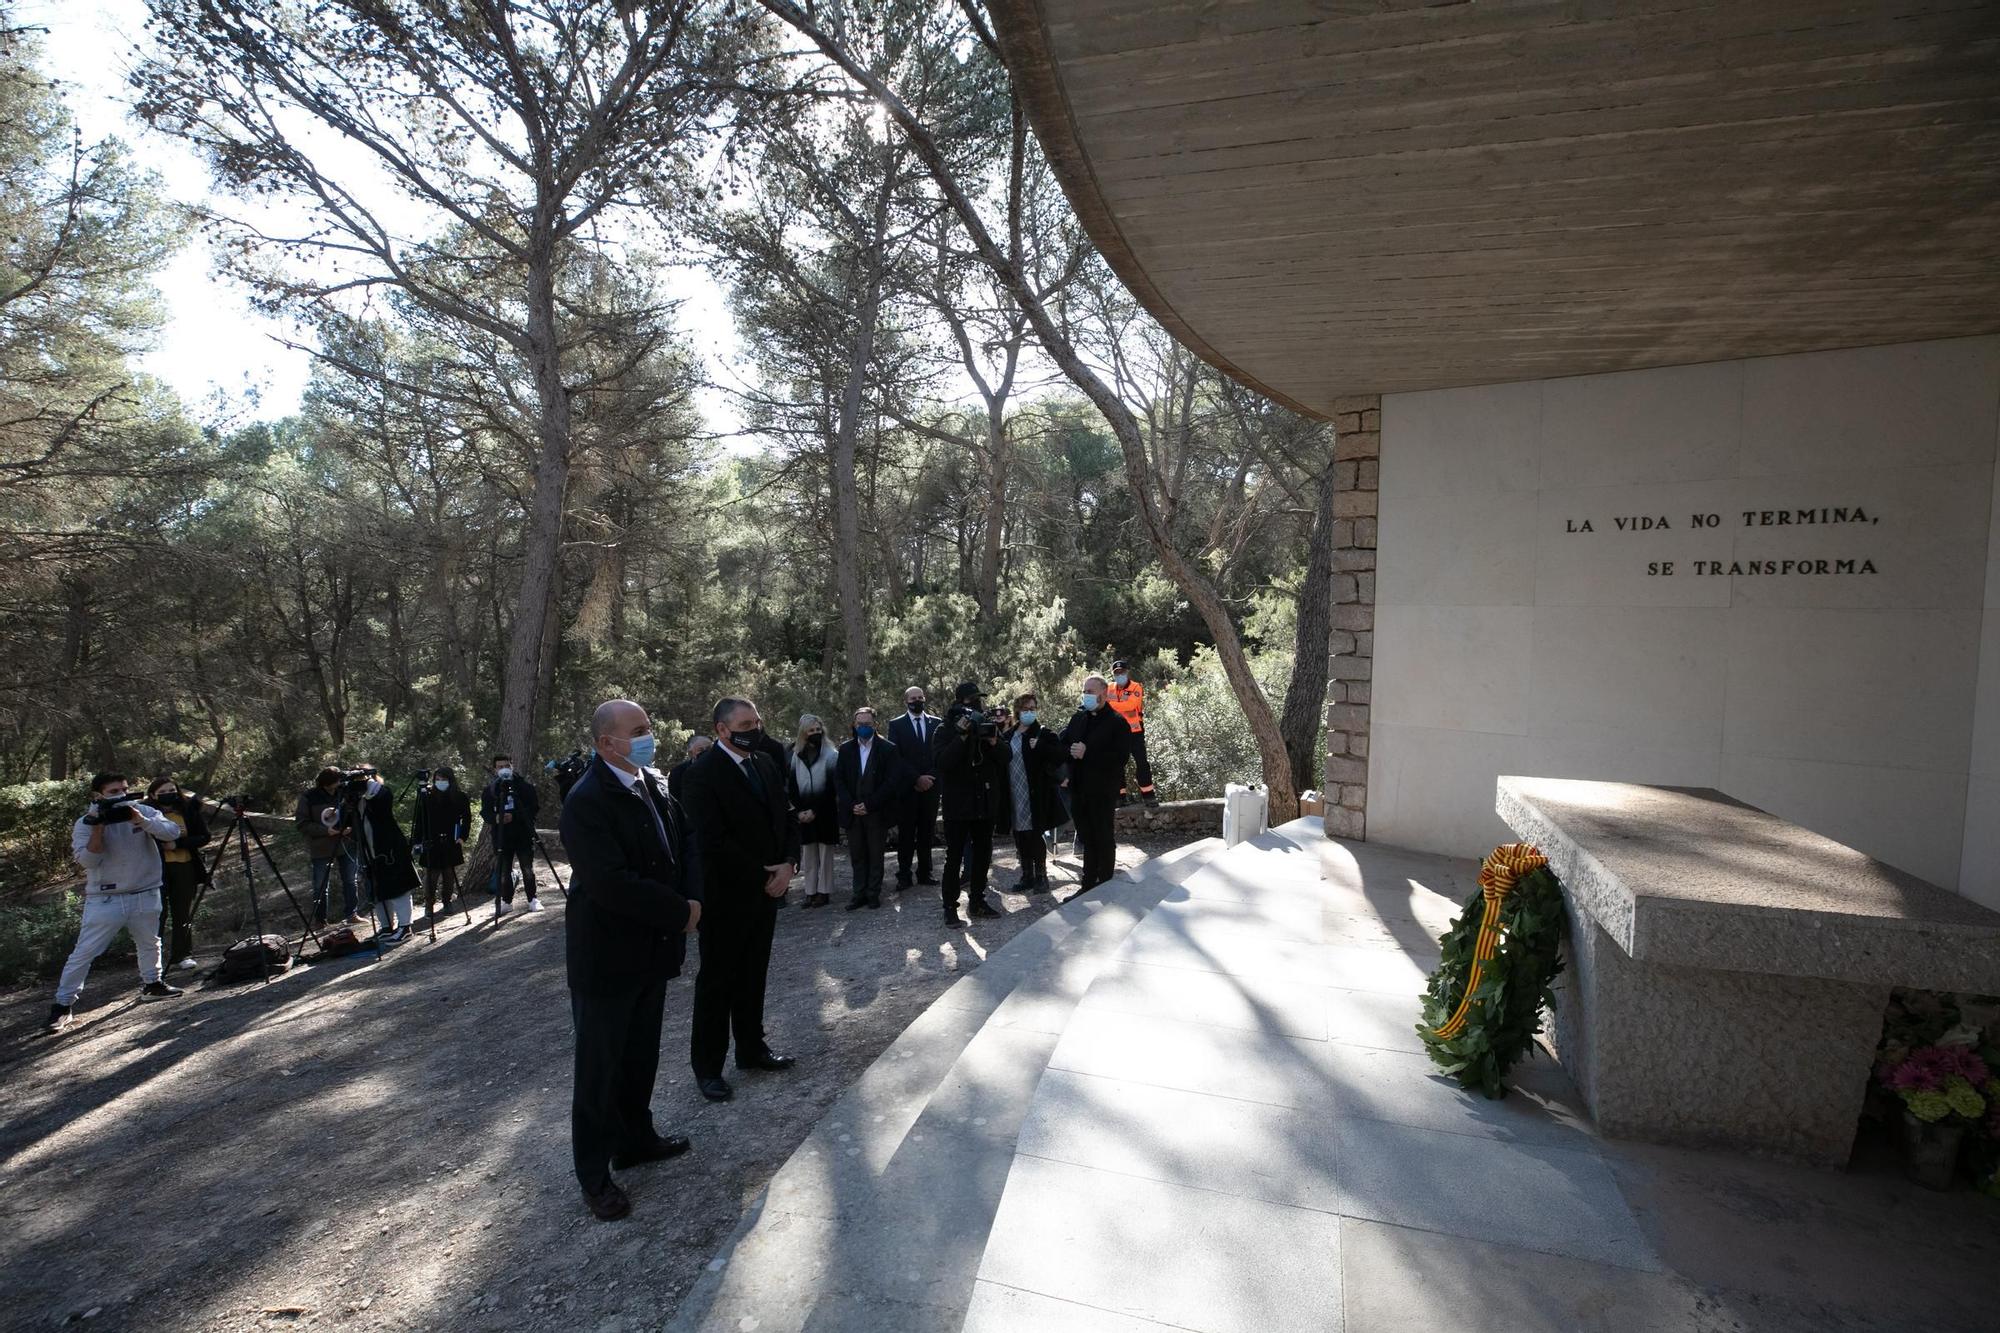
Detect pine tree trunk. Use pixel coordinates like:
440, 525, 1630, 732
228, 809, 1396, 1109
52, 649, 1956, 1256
1281, 464, 1337, 794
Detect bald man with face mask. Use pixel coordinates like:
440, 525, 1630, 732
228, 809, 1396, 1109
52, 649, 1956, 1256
558, 699, 704, 1222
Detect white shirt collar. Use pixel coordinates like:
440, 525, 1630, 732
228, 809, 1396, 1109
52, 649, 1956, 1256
606, 759, 647, 792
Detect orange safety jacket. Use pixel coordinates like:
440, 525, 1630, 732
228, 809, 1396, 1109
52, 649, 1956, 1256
1106, 679, 1145, 733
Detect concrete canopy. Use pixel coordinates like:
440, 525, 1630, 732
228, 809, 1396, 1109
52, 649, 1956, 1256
989, 0, 2000, 417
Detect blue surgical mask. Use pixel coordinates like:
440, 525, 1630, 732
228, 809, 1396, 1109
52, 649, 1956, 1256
1080, 692, 1100, 711
1114, 673, 1130, 687
1018, 710, 1037, 727
855, 724, 875, 740
434, 779, 451, 792
627, 734, 657, 769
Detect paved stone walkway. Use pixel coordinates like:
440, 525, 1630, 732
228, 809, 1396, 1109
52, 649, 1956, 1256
672, 822, 1998, 1333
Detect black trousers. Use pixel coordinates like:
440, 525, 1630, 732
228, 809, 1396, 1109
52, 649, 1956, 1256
1012, 829, 1047, 882
161, 860, 202, 964
492, 845, 538, 902
941, 819, 992, 909
896, 788, 938, 881
1121, 732, 1156, 796
847, 813, 888, 903
570, 977, 669, 1191
690, 904, 778, 1077
1074, 791, 1118, 888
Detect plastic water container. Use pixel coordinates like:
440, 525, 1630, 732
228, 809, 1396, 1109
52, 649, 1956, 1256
1223, 783, 1268, 847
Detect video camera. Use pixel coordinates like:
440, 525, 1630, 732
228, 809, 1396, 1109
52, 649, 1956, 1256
82, 792, 142, 825
336, 767, 377, 794
951, 702, 1000, 740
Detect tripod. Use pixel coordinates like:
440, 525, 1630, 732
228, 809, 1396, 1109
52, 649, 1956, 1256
531, 829, 569, 900
191, 797, 324, 983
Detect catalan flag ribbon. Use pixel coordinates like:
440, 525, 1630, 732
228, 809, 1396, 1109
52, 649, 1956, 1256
1431, 843, 1549, 1041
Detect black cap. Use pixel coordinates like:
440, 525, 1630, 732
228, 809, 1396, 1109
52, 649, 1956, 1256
954, 680, 982, 703
1111, 658, 1130, 671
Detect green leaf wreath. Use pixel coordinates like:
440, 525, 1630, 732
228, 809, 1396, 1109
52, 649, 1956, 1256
1419, 865, 1568, 1099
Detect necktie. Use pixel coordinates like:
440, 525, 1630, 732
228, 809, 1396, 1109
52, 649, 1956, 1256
741, 756, 767, 800
634, 780, 671, 856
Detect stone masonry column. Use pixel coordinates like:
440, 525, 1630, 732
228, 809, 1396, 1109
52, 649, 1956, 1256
1323, 395, 1380, 840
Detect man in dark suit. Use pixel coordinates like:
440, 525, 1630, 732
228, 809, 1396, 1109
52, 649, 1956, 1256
1060, 674, 1132, 893
667, 734, 711, 800
835, 705, 910, 910
679, 697, 801, 1103
560, 698, 703, 1222
886, 684, 941, 888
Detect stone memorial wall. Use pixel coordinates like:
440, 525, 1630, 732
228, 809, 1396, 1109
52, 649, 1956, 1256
1358, 335, 2000, 906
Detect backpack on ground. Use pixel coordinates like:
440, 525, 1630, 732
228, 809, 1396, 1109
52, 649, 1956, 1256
217, 934, 293, 981
310, 926, 365, 960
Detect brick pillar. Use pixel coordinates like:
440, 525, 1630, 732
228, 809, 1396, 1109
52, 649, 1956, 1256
1324, 395, 1380, 840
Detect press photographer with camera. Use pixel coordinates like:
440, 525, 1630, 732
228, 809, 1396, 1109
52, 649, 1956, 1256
935, 681, 1005, 927
297, 766, 362, 925
412, 766, 472, 921
45, 773, 187, 1032
147, 775, 211, 971
482, 753, 542, 914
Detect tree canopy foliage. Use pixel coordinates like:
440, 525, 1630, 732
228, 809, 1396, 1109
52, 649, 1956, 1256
0, 0, 1341, 819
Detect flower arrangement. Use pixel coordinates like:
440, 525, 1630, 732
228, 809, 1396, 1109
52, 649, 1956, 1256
1884, 1042, 1991, 1126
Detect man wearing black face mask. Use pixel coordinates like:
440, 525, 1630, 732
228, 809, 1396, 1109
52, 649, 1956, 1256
887, 685, 941, 889
679, 697, 801, 1102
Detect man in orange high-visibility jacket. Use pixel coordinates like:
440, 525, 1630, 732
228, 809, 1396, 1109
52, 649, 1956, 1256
1106, 659, 1157, 806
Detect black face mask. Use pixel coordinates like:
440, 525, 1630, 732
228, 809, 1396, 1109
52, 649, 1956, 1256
907, 701, 925, 713
732, 727, 764, 750
155, 792, 181, 806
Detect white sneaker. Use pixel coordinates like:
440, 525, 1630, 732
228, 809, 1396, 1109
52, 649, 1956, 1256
495, 900, 510, 916
173, 958, 198, 972
526, 897, 545, 913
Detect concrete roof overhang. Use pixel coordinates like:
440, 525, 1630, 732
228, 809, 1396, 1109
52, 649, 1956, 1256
988, 0, 2000, 417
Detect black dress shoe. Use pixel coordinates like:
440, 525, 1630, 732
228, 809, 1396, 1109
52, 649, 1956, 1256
737, 1051, 795, 1071
582, 1179, 631, 1221
867, 897, 882, 909
968, 900, 1002, 919
611, 1134, 691, 1169
895, 873, 913, 888
917, 875, 939, 886
943, 910, 966, 928
844, 896, 866, 911
697, 1075, 734, 1102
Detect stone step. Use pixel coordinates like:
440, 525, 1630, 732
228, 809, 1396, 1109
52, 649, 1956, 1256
668, 838, 1229, 1333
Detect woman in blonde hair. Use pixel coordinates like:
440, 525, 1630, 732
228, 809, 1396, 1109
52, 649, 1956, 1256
786, 714, 840, 908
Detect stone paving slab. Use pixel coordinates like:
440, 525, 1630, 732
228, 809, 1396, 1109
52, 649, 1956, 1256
962, 1281, 1186, 1333
1321, 984, 1430, 1055
1332, 1115, 1660, 1271
1316, 1042, 1590, 1146
978, 1154, 1344, 1333
1047, 1005, 1338, 1109
1077, 956, 1334, 1040
1018, 1068, 1345, 1214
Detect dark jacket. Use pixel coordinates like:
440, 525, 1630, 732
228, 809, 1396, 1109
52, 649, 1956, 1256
667, 757, 699, 800
934, 707, 1005, 823
679, 742, 800, 918
886, 709, 942, 780
998, 723, 1067, 833
559, 757, 701, 995
834, 736, 912, 831
156, 795, 212, 861
1059, 705, 1133, 800
785, 739, 842, 847
411, 784, 473, 868
294, 785, 354, 860
481, 773, 540, 851
357, 786, 421, 896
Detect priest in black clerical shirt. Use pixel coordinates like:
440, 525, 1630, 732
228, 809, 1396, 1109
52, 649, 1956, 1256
678, 696, 802, 1103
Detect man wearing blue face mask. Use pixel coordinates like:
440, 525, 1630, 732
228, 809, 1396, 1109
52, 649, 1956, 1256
835, 705, 911, 909
559, 698, 703, 1221
1059, 675, 1132, 893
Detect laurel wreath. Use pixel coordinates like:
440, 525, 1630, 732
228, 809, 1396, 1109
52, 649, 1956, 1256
1418, 844, 1569, 1099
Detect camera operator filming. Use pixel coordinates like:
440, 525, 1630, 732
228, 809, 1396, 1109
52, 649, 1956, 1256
297, 767, 363, 925
46, 773, 187, 1033
935, 681, 1006, 927
482, 753, 542, 915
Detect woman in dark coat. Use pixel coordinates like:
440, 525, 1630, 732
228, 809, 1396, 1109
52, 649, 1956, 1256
412, 765, 473, 920
356, 768, 420, 942
997, 692, 1068, 892
787, 715, 841, 908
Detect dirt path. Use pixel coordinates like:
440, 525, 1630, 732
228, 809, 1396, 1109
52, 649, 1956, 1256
0, 830, 1185, 1332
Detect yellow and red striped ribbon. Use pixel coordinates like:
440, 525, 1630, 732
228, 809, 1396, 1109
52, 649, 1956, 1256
1431, 843, 1549, 1040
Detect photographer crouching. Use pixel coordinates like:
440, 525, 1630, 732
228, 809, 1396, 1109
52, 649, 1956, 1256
45, 773, 187, 1033
935, 681, 1005, 927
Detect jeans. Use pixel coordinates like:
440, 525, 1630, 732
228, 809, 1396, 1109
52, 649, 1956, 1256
55, 889, 162, 1005
310, 854, 359, 921
492, 846, 538, 903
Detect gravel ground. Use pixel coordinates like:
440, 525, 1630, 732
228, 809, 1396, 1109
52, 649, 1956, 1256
0, 828, 1186, 1333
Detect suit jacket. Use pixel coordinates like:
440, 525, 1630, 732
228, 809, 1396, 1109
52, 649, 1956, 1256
1059, 706, 1132, 800
481, 774, 540, 851
886, 710, 943, 779
559, 756, 700, 994
680, 742, 800, 917
834, 737, 912, 830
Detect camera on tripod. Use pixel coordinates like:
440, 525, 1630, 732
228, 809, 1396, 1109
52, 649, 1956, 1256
336, 767, 375, 794
82, 792, 142, 825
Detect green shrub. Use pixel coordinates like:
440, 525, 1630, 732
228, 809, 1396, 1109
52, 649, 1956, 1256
1144, 646, 1294, 801
0, 779, 89, 895
0, 891, 125, 987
